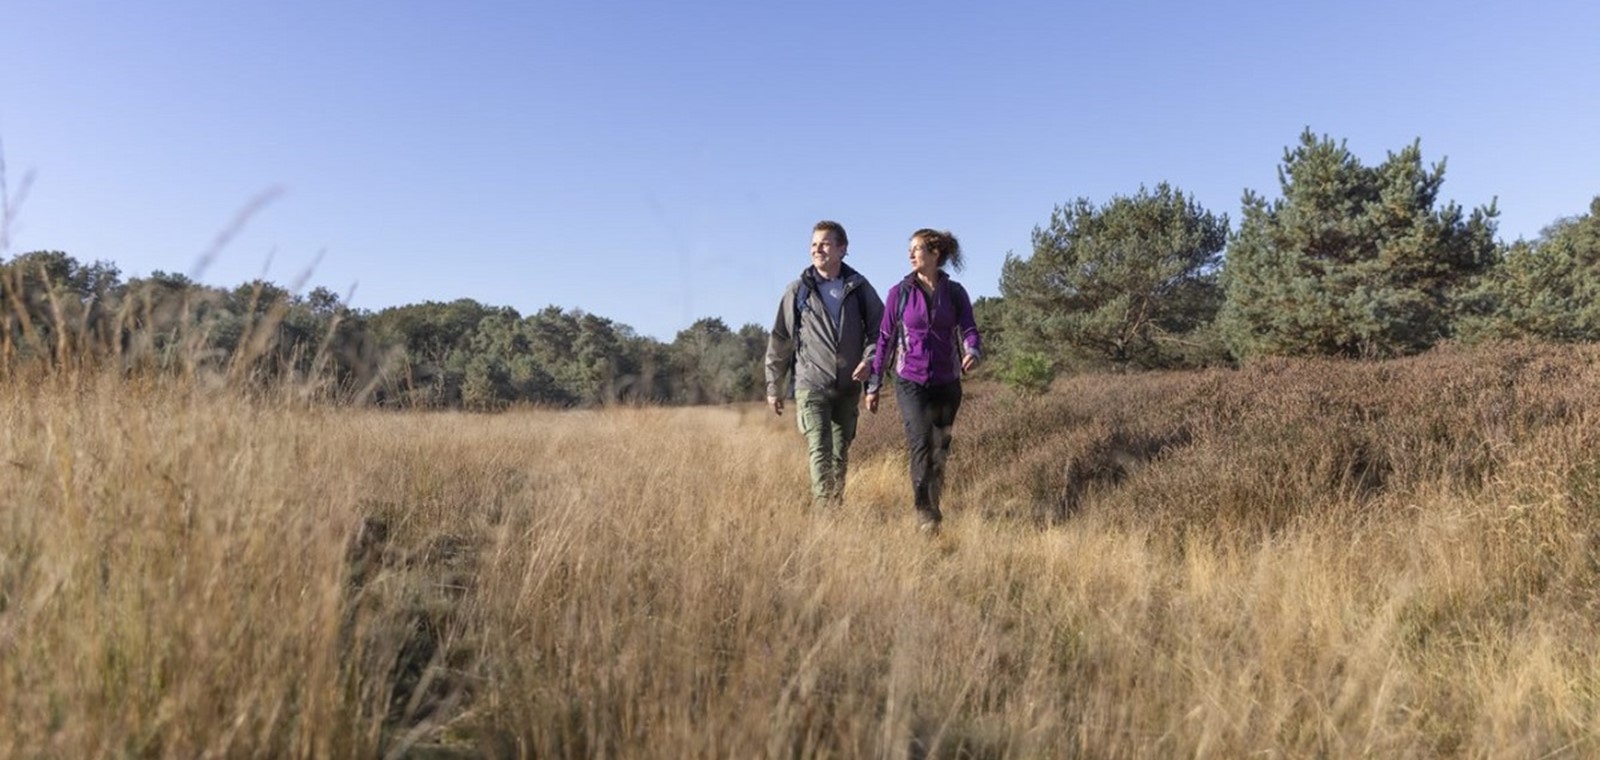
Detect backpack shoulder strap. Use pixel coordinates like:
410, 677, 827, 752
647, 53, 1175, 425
792, 279, 811, 347
785, 279, 810, 398
889, 279, 912, 339
854, 280, 869, 328
877, 280, 913, 377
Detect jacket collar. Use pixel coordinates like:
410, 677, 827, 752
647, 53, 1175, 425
901, 270, 947, 291
802, 262, 862, 289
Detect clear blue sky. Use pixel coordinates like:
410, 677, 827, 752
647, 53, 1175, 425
3, 1, 1597, 340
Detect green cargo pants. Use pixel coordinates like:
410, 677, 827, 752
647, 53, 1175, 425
795, 388, 860, 503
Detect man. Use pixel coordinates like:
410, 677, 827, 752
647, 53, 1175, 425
765, 220, 884, 506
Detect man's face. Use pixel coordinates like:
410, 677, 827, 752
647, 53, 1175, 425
811, 230, 846, 273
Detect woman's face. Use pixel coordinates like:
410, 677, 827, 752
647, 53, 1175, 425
909, 236, 940, 277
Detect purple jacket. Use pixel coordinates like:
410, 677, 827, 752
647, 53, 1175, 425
870, 273, 982, 387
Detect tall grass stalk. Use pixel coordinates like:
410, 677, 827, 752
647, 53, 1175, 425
6, 343, 1600, 756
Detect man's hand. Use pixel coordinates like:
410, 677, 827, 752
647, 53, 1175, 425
851, 361, 871, 382
768, 395, 784, 416
865, 391, 879, 414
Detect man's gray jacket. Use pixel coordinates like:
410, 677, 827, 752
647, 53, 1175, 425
765, 263, 884, 399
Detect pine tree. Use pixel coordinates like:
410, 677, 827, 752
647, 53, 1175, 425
999, 183, 1227, 369
1458, 197, 1600, 342
1219, 130, 1498, 359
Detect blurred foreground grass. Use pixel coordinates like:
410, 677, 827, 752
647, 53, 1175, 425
6, 342, 1600, 757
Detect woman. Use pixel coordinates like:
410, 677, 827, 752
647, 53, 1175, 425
854, 229, 982, 532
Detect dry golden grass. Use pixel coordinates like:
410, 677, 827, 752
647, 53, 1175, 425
6, 342, 1600, 757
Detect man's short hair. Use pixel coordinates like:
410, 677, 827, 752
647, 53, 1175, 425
813, 220, 849, 247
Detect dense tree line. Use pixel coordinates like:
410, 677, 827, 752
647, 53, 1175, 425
0, 253, 768, 407
5, 127, 1597, 404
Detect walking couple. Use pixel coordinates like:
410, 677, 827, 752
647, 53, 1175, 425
764, 220, 982, 533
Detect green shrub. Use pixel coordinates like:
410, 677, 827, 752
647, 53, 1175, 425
998, 350, 1055, 394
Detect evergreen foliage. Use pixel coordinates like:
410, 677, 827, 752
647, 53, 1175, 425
1457, 197, 1600, 342
999, 183, 1227, 369
0, 251, 768, 407
970, 296, 1008, 362
667, 317, 762, 404
1219, 130, 1499, 359
995, 349, 1055, 394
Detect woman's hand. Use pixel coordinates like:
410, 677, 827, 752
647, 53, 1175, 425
865, 391, 879, 414
961, 354, 977, 374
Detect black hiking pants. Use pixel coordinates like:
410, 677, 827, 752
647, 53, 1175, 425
894, 377, 964, 520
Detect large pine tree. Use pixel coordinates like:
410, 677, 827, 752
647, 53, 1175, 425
1219, 130, 1498, 359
